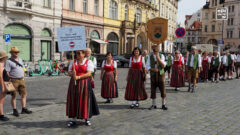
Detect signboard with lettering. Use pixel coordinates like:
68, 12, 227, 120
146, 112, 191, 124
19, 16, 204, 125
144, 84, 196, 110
57, 26, 86, 52
147, 17, 168, 44
216, 7, 228, 20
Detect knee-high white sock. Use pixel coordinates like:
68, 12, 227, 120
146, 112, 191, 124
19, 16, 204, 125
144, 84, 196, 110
152, 99, 156, 106
162, 99, 166, 106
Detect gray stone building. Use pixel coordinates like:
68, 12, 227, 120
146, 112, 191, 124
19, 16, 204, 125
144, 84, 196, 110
0, 0, 62, 62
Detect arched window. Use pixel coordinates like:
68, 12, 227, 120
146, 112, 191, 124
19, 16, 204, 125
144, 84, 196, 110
94, 0, 99, 16
109, 0, 118, 19
83, 0, 88, 13
124, 5, 128, 20
136, 8, 142, 23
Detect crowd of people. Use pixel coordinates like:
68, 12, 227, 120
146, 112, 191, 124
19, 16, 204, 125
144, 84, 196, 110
0, 45, 240, 128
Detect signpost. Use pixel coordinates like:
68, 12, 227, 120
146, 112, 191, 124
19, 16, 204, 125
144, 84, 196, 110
175, 27, 186, 38
4, 34, 11, 55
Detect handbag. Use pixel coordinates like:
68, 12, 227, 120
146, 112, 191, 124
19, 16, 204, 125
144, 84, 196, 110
4, 82, 16, 92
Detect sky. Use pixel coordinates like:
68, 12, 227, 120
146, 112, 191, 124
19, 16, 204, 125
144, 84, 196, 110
177, 0, 207, 25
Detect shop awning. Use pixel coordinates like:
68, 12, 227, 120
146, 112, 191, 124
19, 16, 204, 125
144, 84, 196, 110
91, 39, 108, 44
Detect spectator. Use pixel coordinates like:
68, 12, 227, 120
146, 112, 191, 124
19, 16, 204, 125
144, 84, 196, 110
5, 47, 32, 117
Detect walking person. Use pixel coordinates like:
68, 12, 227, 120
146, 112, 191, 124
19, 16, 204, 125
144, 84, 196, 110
100, 52, 118, 103
186, 46, 201, 93
66, 50, 100, 127
146, 45, 168, 110
211, 51, 221, 83
200, 51, 211, 82
170, 51, 185, 91
125, 47, 148, 109
0, 50, 9, 121
227, 51, 235, 80
235, 48, 240, 79
85, 48, 97, 78
165, 52, 173, 84
4, 47, 32, 117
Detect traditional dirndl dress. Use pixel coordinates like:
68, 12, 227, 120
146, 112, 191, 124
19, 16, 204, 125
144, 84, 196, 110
200, 57, 209, 79
101, 60, 118, 98
170, 56, 185, 87
125, 56, 148, 101
66, 59, 100, 119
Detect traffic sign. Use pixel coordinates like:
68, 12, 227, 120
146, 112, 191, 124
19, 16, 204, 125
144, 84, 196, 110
175, 27, 186, 38
176, 38, 184, 43
216, 7, 228, 20
218, 40, 224, 44
147, 17, 168, 44
4, 34, 11, 43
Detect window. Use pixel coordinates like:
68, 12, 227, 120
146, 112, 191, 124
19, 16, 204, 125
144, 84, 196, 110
197, 13, 200, 17
69, 0, 75, 10
228, 18, 230, 25
136, 8, 142, 23
205, 13, 208, 19
212, 12, 215, 19
94, 0, 99, 16
83, 0, 88, 13
228, 6, 231, 13
188, 37, 191, 42
232, 5, 234, 12
192, 37, 195, 42
231, 18, 234, 25
230, 31, 233, 38
215, 0, 217, 6
205, 25, 208, 32
43, 0, 51, 8
109, 0, 118, 19
124, 5, 128, 20
212, 25, 215, 32
212, 0, 214, 7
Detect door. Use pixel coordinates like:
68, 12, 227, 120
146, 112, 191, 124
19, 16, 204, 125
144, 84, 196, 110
41, 41, 51, 60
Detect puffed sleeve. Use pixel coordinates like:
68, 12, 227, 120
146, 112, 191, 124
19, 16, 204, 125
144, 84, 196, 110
101, 60, 105, 68
113, 61, 117, 68
129, 57, 132, 68
87, 60, 94, 72
93, 57, 97, 69
142, 56, 146, 68
68, 60, 74, 72
208, 57, 211, 63
181, 57, 185, 65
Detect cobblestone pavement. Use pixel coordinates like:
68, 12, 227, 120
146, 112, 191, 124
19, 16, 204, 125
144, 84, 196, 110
1, 69, 240, 135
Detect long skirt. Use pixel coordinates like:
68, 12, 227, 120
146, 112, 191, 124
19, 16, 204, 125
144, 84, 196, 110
125, 68, 148, 101
101, 71, 118, 98
200, 62, 209, 79
66, 78, 100, 119
170, 65, 185, 87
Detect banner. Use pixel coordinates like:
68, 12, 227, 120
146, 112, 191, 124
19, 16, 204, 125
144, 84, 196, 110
57, 26, 86, 52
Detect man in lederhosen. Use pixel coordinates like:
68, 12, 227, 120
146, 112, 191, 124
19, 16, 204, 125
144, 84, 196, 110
146, 45, 168, 110
164, 51, 173, 84
186, 46, 201, 93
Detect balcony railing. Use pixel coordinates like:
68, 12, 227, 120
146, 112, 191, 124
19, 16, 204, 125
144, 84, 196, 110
6, 0, 32, 9
122, 20, 134, 29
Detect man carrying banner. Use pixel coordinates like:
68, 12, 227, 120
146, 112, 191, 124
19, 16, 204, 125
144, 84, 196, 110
186, 46, 201, 93
146, 45, 168, 110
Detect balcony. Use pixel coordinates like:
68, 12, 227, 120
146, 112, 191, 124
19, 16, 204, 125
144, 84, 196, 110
5, 0, 32, 10
121, 20, 134, 29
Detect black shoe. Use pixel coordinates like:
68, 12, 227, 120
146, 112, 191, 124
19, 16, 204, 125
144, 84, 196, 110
191, 87, 195, 93
21, 108, 32, 114
109, 99, 113, 103
0, 115, 9, 121
175, 88, 179, 91
188, 87, 191, 92
149, 105, 157, 110
162, 105, 168, 110
67, 121, 76, 128
130, 104, 135, 109
105, 99, 110, 103
135, 103, 139, 108
13, 109, 19, 117
85, 120, 91, 126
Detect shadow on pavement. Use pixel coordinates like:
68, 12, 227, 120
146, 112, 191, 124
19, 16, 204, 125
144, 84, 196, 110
98, 104, 130, 110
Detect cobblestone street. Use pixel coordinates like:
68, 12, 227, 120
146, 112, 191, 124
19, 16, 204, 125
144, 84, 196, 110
1, 68, 240, 135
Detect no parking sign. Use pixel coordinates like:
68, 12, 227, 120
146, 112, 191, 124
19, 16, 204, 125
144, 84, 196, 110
175, 27, 186, 38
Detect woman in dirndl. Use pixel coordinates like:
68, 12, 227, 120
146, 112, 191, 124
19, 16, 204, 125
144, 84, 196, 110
100, 52, 118, 103
66, 50, 100, 127
170, 51, 185, 91
125, 47, 148, 109
200, 51, 211, 82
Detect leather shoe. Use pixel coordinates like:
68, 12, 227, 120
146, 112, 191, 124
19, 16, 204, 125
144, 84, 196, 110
149, 105, 157, 110
162, 105, 168, 110
13, 109, 19, 117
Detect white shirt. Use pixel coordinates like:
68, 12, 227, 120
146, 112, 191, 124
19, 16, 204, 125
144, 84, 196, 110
185, 54, 202, 68
87, 56, 97, 69
222, 55, 234, 66
236, 54, 240, 62
172, 56, 185, 65
146, 53, 166, 70
129, 56, 146, 68
101, 60, 117, 68
68, 58, 94, 72
166, 55, 174, 64
212, 56, 222, 65
201, 56, 211, 63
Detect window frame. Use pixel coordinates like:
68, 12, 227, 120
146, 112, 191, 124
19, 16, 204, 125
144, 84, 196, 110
83, 0, 88, 14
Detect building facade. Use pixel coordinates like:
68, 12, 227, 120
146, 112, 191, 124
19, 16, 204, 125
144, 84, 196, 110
201, 0, 223, 46
62, 0, 105, 55
0, 0, 62, 62
223, 0, 240, 50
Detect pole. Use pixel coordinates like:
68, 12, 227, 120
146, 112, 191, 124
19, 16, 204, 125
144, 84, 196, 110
72, 51, 76, 85
220, 3, 225, 53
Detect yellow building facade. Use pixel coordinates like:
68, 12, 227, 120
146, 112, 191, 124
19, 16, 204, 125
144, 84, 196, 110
103, 0, 159, 55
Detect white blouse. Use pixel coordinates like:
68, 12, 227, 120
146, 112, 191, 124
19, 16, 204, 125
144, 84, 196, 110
129, 56, 146, 68
101, 60, 117, 68
68, 58, 94, 72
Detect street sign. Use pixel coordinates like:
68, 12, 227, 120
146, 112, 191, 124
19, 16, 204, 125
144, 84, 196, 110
176, 38, 184, 43
4, 34, 11, 43
147, 17, 168, 44
57, 26, 86, 52
216, 7, 228, 20
175, 27, 186, 38
218, 40, 224, 44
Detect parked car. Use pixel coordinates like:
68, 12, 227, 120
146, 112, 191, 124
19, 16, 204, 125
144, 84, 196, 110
92, 54, 106, 67
120, 54, 132, 60
113, 56, 129, 68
